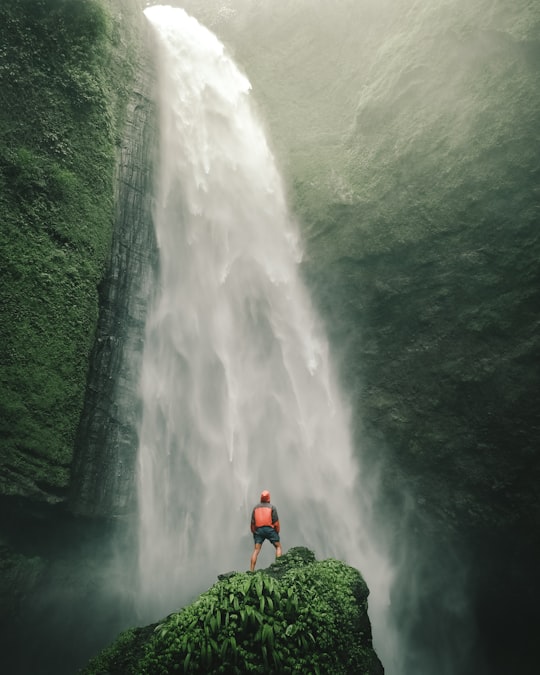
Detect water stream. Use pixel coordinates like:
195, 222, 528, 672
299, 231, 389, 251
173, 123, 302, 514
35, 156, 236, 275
138, 4, 396, 668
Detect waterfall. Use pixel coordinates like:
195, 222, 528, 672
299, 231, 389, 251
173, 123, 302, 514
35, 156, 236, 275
139, 4, 396, 668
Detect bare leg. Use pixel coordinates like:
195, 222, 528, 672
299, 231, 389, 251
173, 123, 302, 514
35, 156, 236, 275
274, 542, 282, 558
250, 543, 262, 571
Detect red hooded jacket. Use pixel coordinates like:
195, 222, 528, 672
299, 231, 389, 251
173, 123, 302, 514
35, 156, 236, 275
250, 491, 280, 533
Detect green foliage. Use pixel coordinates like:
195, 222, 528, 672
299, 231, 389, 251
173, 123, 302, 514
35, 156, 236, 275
0, 0, 137, 497
82, 549, 381, 675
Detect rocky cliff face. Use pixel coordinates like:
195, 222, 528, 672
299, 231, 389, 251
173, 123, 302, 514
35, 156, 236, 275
0, 1, 157, 673
69, 8, 157, 518
0, 0, 156, 509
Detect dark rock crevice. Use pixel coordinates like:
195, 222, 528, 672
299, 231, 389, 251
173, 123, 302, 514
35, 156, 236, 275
69, 21, 158, 518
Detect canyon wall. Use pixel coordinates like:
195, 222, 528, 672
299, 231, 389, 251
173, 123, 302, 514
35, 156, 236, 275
0, 1, 539, 674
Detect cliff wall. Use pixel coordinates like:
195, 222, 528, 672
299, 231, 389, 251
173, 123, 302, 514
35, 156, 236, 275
1, 1, 539, 673
69, 2, 157, 518
0, 2, 156, 672
0, 0, 155, 511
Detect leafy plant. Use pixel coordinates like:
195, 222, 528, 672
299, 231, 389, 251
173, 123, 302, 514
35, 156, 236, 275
82, 548, 383, 675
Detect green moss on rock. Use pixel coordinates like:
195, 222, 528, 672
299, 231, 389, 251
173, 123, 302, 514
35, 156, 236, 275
0, 0, 139, 501
82, 547, 383, 675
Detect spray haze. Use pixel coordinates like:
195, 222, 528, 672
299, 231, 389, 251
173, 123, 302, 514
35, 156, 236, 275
138, 3, 396, 669
136, 1, 540, 673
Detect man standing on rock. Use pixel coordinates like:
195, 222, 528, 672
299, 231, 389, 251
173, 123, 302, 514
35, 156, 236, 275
250, 490, 282, 571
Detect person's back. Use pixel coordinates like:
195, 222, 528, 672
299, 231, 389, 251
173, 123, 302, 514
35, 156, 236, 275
250, 490, 281, 570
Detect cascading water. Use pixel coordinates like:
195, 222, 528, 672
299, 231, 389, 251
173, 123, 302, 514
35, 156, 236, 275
139, 4, 396, 669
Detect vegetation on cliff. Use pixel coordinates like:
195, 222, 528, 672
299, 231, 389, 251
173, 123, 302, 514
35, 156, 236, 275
0, 0, 137, 500
83, 548, 383, 675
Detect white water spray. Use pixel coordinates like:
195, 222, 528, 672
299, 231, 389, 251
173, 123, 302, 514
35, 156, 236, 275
139, 4, 396, 668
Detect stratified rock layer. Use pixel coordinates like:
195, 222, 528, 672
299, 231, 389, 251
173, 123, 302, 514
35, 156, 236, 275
69, 9, 157, 518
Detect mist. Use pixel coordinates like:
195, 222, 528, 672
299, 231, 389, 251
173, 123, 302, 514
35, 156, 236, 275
3, 0, 534, 673
136, 1, 539, 673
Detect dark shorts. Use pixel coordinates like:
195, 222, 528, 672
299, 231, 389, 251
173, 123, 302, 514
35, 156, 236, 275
253, 526, 280, 545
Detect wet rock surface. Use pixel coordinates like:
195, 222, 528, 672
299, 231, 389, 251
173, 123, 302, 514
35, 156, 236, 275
69, 17, 158, 517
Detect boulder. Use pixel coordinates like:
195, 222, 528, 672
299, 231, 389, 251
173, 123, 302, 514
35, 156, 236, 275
82, 547, 384, 674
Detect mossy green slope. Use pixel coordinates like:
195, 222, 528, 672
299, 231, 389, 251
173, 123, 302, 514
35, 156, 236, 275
0, 0, 136, 501
82, 547, 383, 675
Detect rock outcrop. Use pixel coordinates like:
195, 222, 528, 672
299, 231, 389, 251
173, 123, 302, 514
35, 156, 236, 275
82, 547, 384, 675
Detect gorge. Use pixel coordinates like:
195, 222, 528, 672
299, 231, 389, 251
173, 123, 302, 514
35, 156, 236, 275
0, 1, 539, 674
